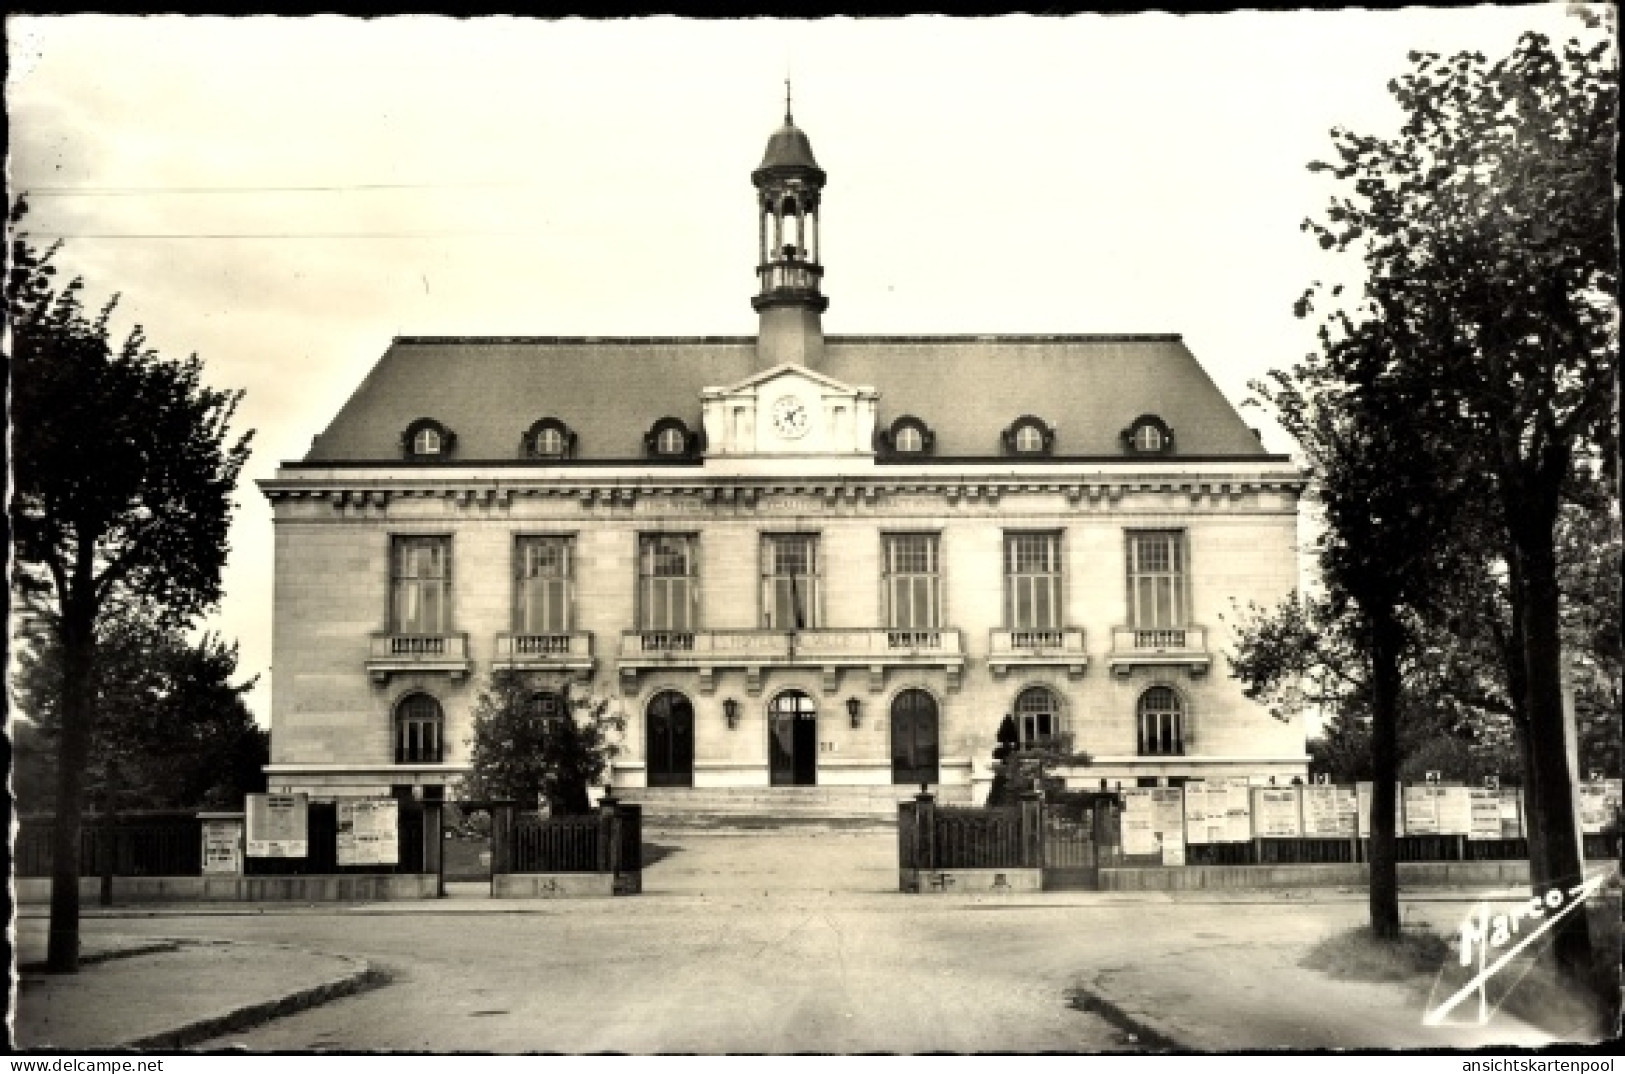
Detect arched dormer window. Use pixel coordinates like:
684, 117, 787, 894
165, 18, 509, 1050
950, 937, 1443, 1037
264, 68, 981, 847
876, 416, 935, 458
402, 418, 456, 462
644, 417, 699, 460
1122, 414, 1174, 456
522, 417, 576, 460
1002, 415, 1055, 457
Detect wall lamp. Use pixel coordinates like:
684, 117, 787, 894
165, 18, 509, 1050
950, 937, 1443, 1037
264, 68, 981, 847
723, 698, 740, 729
846, 696, 862, 728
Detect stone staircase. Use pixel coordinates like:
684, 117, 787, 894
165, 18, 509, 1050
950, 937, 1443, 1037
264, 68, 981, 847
611, 784, 974, 826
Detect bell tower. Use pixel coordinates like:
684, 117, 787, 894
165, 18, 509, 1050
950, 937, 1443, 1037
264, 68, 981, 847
751, 84, 827, 369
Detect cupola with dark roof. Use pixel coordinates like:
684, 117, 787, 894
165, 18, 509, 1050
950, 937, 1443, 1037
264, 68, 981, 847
752, 83, 828, 370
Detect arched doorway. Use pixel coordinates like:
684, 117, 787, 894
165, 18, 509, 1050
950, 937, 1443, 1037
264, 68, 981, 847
891, 689, 940, 785
769, 690, 818, 786
646, 690, 695, 787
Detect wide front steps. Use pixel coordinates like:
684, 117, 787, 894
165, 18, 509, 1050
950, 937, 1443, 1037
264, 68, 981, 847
613, 784, 974, 825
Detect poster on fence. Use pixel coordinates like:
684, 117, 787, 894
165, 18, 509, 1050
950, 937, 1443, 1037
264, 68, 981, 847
246, 793, 309, 858
1253, 787, 1302, 838
1468, 788, 1503, 841
1152, 788, 1186, 863
1183, 782, 1226, 844
1578, 780, 1621, 835
1403, 784, 1440, 835
1499, 789, 1524, 838
1301, 785, 1357, 837
1434, 785, 1473, 836
1356, 782, 1404, 839
337, 798, 399, 866
1225, 778, 1254, 842
1120, 788, 1158, 855
201, 818, 243, 874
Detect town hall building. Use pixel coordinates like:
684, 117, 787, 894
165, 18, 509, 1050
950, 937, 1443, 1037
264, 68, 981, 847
260, 101, 1309, 808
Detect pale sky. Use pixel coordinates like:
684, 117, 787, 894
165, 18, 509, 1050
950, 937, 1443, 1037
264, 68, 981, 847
6, 9, 1603, 726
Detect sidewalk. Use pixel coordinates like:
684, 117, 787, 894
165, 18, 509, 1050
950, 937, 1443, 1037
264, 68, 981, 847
1072, 931, 1564, 1051
11, 932, 380, 1052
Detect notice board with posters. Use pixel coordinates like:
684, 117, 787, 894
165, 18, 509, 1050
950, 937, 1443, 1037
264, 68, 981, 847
1120, 788, 1158, 855
337, 798, 399, 866
246, 793, 309, 858
1434, 786, 1472, 836
1183, 782, 1227, 845
1224, 778, 1254, 842
1468, 788, 1503, 840
201, 817, 243, 874
1152, 788, 1185, 863
1402, 784, 1440, 835
1301, 785, 1357, 837
1499, 789, 1524, 838
1579, 780, 1622, 834
1356, 782, 1405, 838
1253, 787, 1302, 838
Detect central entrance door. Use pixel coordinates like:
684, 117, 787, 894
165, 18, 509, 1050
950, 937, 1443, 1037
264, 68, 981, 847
647, 690, 695, 787
769, 690, 818, 786
891, 688, 940, 784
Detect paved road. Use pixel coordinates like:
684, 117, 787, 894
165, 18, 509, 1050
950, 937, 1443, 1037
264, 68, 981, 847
43, 828, 1512, 1053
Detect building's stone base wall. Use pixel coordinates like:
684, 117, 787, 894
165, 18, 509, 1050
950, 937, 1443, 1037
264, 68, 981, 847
490, 873, 623, 898
900, 868, 1044, 893
13, 875, 438, 903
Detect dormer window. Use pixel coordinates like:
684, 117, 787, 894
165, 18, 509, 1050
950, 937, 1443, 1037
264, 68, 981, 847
645, 417, 698, 459
1122, 414, 1174, 457
522, 417, 575, 460
1002, 415, 1055, 457
402, 418, 455, 462
878, 416, 934, 458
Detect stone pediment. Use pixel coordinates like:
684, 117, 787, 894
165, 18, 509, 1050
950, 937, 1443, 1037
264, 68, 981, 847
701, 364, 877, 456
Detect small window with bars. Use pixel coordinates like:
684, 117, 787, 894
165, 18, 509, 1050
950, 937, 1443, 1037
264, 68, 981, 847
395, 693, 444, 764
515, 537, 572, 634
639, 534, 699, 631
1005, 532, 1062, 630
762, 535, 819, 629
392, 536, 450, 635
1138, 686, 1185, 755
1126, 531, 1187, 630
883, 533, 941, 629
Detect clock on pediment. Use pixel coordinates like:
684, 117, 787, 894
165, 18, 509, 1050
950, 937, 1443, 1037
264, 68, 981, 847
771, 395, 810, 439
701, 363, 879, 457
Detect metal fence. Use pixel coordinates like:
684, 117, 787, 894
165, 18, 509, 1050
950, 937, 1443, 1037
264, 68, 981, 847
504, 803, 643, 875
15, 813, 203, 878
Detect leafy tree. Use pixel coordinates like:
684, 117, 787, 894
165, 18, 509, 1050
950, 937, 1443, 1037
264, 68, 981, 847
1296, 31, 1616, 987
986, 714, 1092, 806
460, 671, 625, 815
12, 607, 268, 814
9, 212, 253, 972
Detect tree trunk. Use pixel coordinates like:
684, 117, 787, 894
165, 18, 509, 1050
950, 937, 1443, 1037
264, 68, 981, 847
1368, 612, 1403, 941
1516, 523, 1595, 990
47, 611, 94, 974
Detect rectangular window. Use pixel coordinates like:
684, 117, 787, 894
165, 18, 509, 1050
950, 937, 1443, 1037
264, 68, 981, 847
639, 534, 698, 631
762, 534, 820, 629
1126, 531, 1187, 630
515, 536, 573, 634
392, 536, 450, 634
883, 534, 941, 629
1005, 532, 1063, 630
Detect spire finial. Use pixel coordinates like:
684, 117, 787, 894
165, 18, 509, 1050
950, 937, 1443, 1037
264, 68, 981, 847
784, 77, 793, 125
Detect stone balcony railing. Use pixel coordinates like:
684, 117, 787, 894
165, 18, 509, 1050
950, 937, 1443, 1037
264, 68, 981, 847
1105, 625, 1211, 678
366, 632, 472, 684
988, 628, 1088, 678
492, 631, 595, 675
618, 628, 965, 695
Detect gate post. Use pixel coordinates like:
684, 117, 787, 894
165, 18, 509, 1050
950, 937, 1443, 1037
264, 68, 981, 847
914, 787, 937, 872
1018, 789, 1043, 869
598, 792, 621, 876
421, 799, 445, 897
490, 801, 516, 877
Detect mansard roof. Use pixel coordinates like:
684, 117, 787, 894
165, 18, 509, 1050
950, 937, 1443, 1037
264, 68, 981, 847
299, 333, 1278, 464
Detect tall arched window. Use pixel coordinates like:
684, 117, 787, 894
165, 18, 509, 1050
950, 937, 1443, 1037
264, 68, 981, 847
396, 693, 444, 764
894, 426, 923, 453
1138, 686, 1184, 756
1015, 685, 1062, 747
